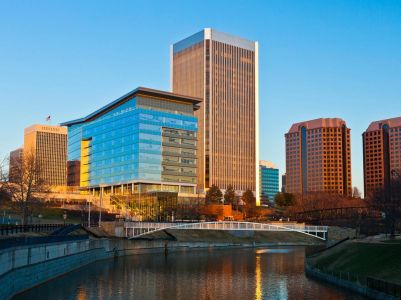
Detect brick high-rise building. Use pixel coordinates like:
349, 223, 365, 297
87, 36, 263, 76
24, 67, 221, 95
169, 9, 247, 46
24, 124, 68, 186
171, 28, 259, 203
285, 118, 352, 196
363, 117, 401, 197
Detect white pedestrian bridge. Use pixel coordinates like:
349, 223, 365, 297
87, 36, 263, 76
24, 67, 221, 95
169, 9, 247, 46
124, 221, 328, 240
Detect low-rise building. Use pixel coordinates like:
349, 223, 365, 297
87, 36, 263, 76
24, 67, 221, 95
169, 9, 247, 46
259, 161, 279, 205
24, 124, 68, 186
8, 148, 23, 183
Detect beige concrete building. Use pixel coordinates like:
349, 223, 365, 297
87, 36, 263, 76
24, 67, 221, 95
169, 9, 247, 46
363, 117, 401, 197
285, 118, 352, 196
171, 28, 259, 203
24, 124, 68, 186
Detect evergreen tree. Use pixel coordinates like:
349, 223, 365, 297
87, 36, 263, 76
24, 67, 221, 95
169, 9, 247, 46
224, 185, 236, 205
241, 189, 256, 207
206, 184, 223, 204
274, 192, 294, 207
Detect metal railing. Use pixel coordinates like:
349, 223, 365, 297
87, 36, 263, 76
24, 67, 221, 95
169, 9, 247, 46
307, 263, 401, 298
124, 221, 328, 240
0, 224, 70, 236
0, 234, 88, 250
367, 277, 401, 298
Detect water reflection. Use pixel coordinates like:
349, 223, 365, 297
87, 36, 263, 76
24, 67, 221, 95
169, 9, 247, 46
14, 247, 361, 300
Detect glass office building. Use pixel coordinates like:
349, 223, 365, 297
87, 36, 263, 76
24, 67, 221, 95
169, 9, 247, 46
259, 161, 279, 205
62, 87, 200, 195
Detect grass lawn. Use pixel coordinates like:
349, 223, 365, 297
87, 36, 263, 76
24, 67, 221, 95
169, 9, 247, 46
308, 241, 401, 284
0, 200, 84, 224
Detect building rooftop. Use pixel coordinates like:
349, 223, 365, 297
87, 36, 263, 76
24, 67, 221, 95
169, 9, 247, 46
24, 124, 68, 135
173, 28, 256, 53
259, 160, 277, 169
61, 87, 202, 127
287, 118, 347, 133
365, 116, 401, 132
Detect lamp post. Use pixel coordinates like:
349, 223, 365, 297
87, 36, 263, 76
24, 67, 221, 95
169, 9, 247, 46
98, 184, 105, 228
88, 194, 91, 228
63, 211, 67, 225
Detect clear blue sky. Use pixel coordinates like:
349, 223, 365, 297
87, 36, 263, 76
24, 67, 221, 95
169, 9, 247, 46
1, 0, 401, 195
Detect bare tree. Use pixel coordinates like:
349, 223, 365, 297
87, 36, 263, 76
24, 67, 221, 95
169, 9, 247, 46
0, 151, 48, 225
352, 187, 361, 198
368, 177, 401, 237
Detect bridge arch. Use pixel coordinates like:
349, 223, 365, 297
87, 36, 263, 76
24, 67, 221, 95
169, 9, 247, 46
124, 221, 328, 241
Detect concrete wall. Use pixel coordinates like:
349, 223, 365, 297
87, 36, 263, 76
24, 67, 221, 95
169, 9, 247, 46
0, 239, 109, 300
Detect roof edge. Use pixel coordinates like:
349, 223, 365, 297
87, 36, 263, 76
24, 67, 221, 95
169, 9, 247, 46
61, 87, 202, 127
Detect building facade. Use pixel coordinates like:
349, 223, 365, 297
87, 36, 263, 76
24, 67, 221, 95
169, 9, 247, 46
8, 148, 23, 183
171, 28, 259, 203
285, 118, 352, 196
61, 87, 200, 196
23, 125, 67, 186
363, 117, 401, 197
259, 161, 279, 205
281, 173, 287, 193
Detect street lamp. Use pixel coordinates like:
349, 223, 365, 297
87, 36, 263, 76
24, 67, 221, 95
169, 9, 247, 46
63, 211, 67, 225
98, 184, 106, 228
88, 194, 91, 228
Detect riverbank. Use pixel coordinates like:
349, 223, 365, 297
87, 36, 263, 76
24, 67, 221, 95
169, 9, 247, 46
0, 223, 355, 299
0, 235, 322, 300
306, 239, 401, 298
13, 246, 356, 300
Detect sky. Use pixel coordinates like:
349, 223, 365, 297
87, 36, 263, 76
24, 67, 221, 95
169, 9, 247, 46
1, 0, 401, 195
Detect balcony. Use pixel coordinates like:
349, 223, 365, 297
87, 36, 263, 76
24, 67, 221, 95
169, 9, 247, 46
161, 160, 196, 167
162, 141, 196, 150
161, 131, 197, 140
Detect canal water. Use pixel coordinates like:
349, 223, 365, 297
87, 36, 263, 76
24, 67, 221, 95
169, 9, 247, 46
14, 247, 362, 300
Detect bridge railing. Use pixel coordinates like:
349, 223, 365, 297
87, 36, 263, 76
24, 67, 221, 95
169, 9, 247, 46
124, 221, 328, 240
124, 221, 327, 230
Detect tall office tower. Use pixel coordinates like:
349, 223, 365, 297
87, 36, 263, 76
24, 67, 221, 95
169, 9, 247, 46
259, 161, 279, 205
363, 117, 401, 197
285, 118, 352, 196
171, 28, 259, 203
8, 148, 23, 183
24, 125, 68, 186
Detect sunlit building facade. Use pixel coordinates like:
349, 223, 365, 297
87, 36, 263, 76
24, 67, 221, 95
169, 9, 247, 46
61, 87, 200, 196
285, 118, 352, 196
172, 28, 259, 203
23, 125, 68, 186
363, 116, 401, 197
259, 161, 279, 205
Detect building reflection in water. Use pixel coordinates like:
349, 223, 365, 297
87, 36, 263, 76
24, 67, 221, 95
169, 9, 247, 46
255, 255, 262, 300
13, 247, 360, 300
